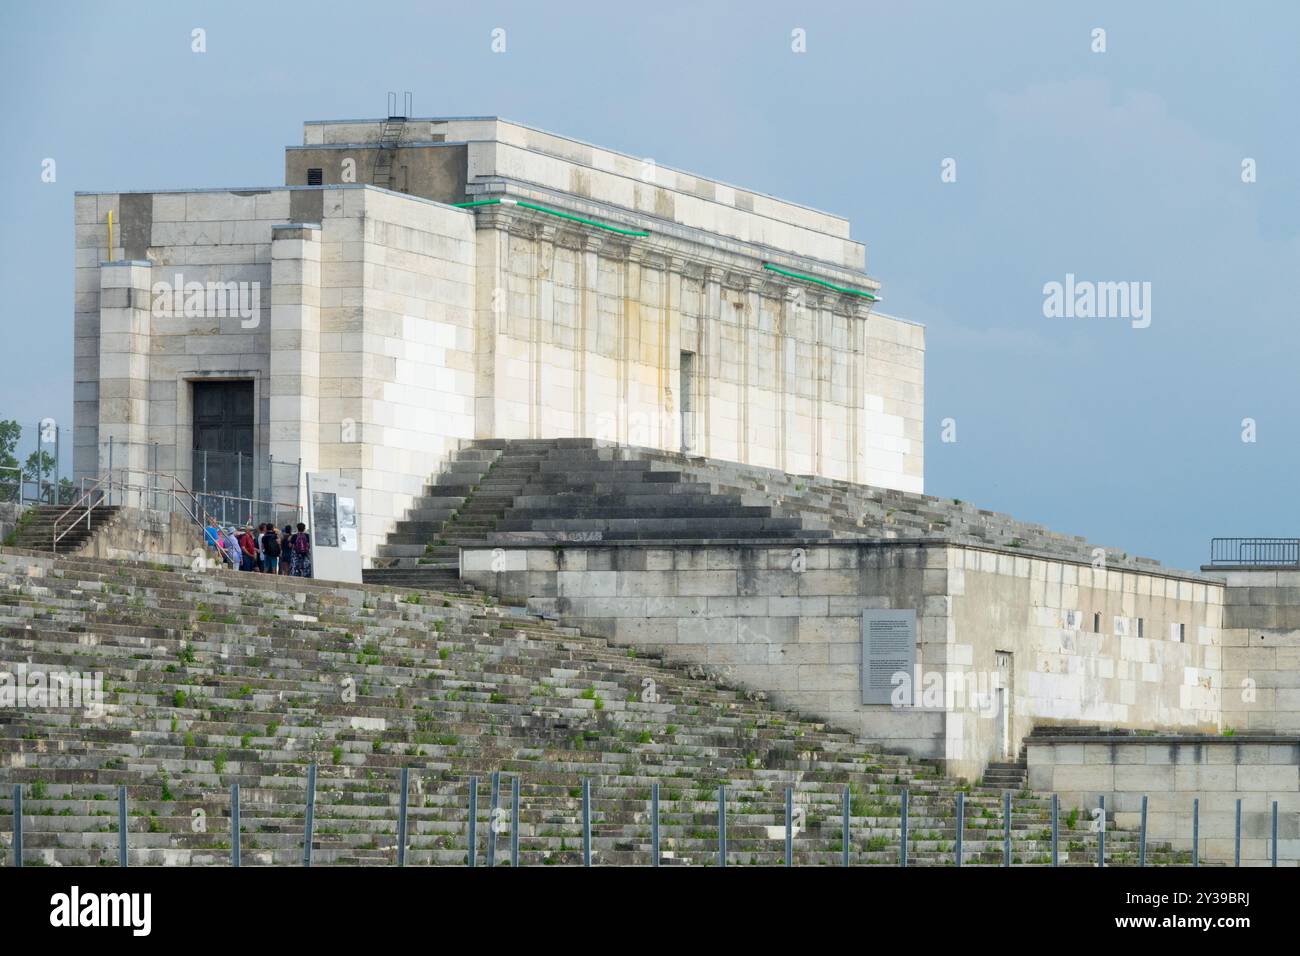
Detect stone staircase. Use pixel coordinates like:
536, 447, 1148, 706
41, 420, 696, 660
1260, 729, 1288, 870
366, 439, 1173, 596
365, 439, 835, 589
977, 751, 1029, 793
0, 547, 1190, 866
8, 503, 120, 555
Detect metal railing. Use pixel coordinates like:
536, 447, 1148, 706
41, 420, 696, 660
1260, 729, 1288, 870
1208, 537, 1300, 567
52, 468, 302, 554
10, 773, 1283, 867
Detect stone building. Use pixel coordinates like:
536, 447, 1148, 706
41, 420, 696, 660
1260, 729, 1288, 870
74, 116, 923, 563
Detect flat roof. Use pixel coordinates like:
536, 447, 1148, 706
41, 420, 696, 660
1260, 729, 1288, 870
302, 116, 852, 225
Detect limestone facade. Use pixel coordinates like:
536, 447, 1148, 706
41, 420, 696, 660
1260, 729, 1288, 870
74, 117, 923, 564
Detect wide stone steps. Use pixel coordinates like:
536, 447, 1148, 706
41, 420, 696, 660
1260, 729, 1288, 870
0, 548, 1194, 866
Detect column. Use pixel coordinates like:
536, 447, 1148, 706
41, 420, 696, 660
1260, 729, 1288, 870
97, 260, 152, 483
269, 223, 321, 509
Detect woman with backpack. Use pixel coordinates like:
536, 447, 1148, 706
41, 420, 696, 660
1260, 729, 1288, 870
290, 522, 312, 578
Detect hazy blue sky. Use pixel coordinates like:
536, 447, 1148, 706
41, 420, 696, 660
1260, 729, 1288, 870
1, 1, 1296, 570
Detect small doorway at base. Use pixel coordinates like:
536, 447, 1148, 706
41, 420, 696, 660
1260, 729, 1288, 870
994, 650, 1014, 760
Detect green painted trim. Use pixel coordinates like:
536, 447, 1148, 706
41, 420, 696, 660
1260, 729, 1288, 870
761, 262, 879, 301
452, 198, 650, 237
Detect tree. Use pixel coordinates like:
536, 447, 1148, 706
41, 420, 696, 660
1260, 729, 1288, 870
0, 420, 20, 502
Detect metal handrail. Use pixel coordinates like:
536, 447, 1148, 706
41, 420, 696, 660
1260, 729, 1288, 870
1208, 537, 1300, 567
51, 468, 301, 556
51, 471, 114, 552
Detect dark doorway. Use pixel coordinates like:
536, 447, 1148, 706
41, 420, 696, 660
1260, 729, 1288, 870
192, 380, 254, 495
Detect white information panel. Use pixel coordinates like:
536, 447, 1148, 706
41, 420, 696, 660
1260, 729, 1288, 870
304, 473, 362, 583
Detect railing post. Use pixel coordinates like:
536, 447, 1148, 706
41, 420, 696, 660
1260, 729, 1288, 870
1192, 797, 1199, 867
1051, 793, 1059, 867
717, 784, 726, 868
231, 783, 240, 868
899, 788, 909, 867
118, 785, 128, 867
842, 785, 850, 867
396, 767, 409, 867
582, 778, 592, 867
11, 784, 20, 867
511, 774, 520, 868
1097, 795, 1105, 867
785, 785, 793, 868
468, 776, 477, 868
488, 770, 500, 868
1003, 790, 1012, 867
955, 791, 964, 867
1234, 798, 1241, 867
1272, 800, 1278, 868
1139, 794, 1148, 867
302, 763, 316, 867
651, 782, 660, 868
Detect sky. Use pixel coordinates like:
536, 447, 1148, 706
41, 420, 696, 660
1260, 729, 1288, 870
0, 0, 1296, 571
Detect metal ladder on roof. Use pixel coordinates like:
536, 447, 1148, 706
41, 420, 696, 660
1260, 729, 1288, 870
373, 92, 411, 189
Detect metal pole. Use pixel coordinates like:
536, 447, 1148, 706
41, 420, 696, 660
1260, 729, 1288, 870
582, 778, 592, 867
651, 782, 660, 867
1234, 798, 1241, 867
717, 784, 726, 867
1272, 800, 1278, 867
302, 763, 316, 867
1139, 795, 1148, 867
468, 776, 477, 868
511, 775, 520, 868
1051, 794, 1059, 867
842, 785, 850, 867
900, 788, 909, 867
488, 770, 500, 867
231, 783, 240, 867
785, 786, 793, 867
35, 422, 42, 503
650, 785, 660, 868
118, 785, 128, 867
1192, 797, 1199, 867
955, 791, 964, 867
1003, 791, 1012, 867
1097, 795, 1105, 867
397, 767, 409, 867
12, 784, 21, 867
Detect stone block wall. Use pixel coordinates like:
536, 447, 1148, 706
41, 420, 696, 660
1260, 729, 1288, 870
463, 540, 1225, 779
1212, 568, 1300, 735
949, 549, 1224, 777
74, 186, 478, 564
1027, 735, 1300, 866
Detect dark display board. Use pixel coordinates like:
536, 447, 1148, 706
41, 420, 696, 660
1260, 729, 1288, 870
312, 491, 338, 548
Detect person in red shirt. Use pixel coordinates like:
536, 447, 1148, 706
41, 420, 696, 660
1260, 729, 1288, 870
237, 526, 258, 572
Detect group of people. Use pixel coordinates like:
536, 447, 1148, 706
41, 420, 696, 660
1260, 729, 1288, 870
204, 519, 312, 577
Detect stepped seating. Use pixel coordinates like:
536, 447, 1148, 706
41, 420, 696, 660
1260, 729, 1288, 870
8, 504, 120, 555
628, 446, 1166, 570
367, 439, 1169, 589
0, 547, 1189, 866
